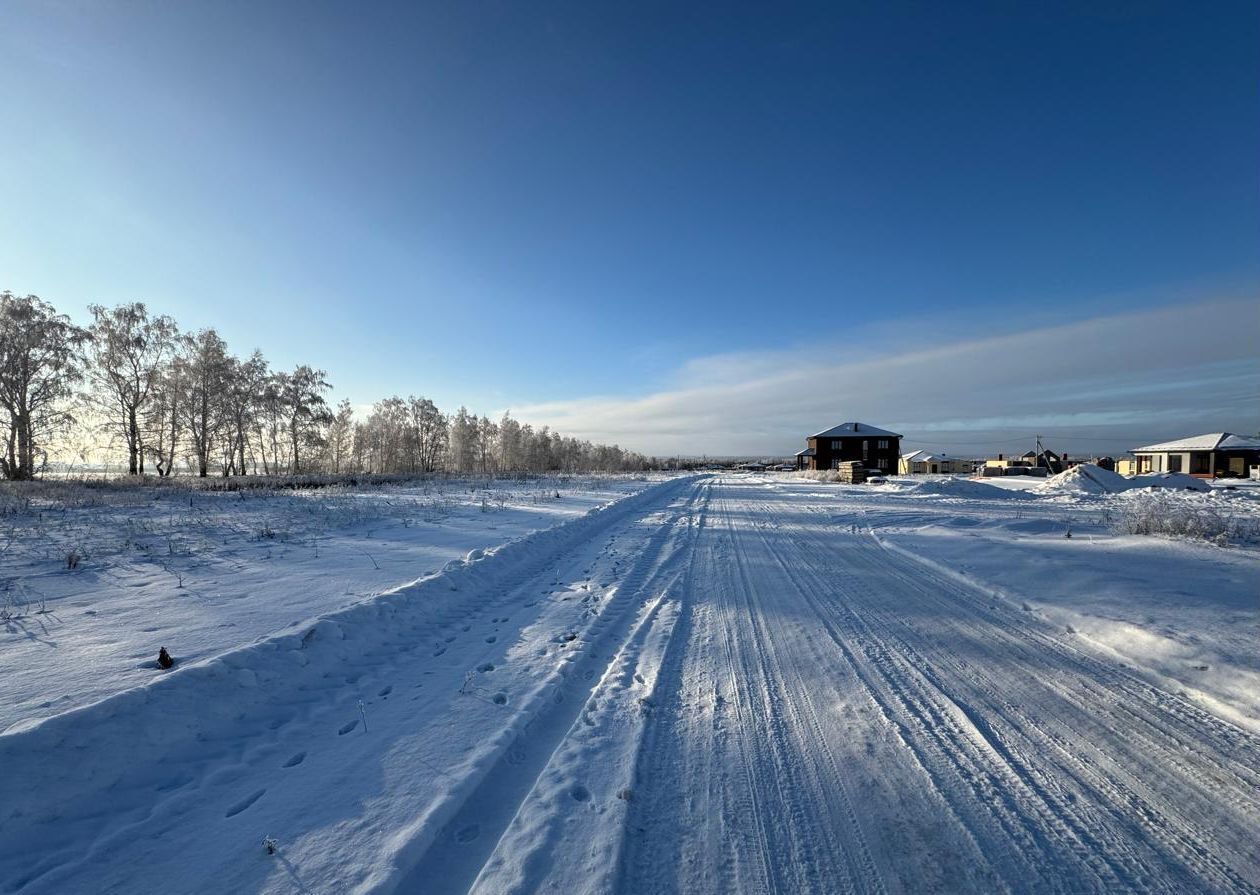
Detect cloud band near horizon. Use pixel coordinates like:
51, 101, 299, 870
512, 298, 1260, 458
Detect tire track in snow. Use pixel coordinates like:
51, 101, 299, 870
620, 482, 894, 894
843, 529, 1260, 892
720, 491, 887, 895
393, 480, 706, 895
771, 487, 1260, 892
616, 478, 1259, 894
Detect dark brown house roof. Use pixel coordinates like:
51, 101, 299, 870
810, 422, 902, 439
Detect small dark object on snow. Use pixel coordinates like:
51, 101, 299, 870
263, 836, 278, 855
157, 647, 175, 669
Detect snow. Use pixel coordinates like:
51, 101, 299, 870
1034, 463, 1212, 495
0, 476, 663, 734
900, 450, 967, 463
1034, 462, 1132, 494
810, 421, 901, 438
2, 473, 1258, 893
1132, 431, 1260, 452
899, 476, 1036, 500
1131, 471, 1212, 491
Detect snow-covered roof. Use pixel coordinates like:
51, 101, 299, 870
1132, 432, 1260, 453
810, 422, 901, 439
795, 447, 816, 457
1220, 434, 1260, 450
901, 451, 952, 462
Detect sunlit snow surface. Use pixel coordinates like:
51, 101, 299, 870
2, 473, 1257, 894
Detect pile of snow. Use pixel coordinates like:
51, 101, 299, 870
1130, 472, 1210, 492
1036, 464, 1211, 496
1034, 464, 1131, 495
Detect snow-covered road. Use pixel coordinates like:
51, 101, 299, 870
4, 475, 1258, 894
613, 477, 1260, 894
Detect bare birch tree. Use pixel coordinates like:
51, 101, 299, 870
0, 293, 87, 480
86, 303, 178, 475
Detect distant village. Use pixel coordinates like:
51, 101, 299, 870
669, 422, 1260, 483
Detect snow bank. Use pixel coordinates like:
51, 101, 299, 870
1130, 471, 1210, 492
1033, 464, 1131, 495
1035, 464, 1210, 496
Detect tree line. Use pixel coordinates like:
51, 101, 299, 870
0, 291, 650, 480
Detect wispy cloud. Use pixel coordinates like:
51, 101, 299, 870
514, 297, 1260, 456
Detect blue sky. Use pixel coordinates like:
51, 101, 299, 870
1, 1, 1257, 455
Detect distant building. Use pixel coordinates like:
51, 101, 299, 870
898, 451, 973, 475
1131, 432, 1260, 478
983, 449, 1065, 476
795, 422, 901, 473
1115, 457, 1138, 476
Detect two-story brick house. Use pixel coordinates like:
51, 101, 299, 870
795, 422, 902, 473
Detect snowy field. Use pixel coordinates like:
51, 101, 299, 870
0, 475, 665, 733
2, 473, 1258, 893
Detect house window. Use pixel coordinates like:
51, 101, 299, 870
831, 440, 841, 450
862, 440, 869, 460
1168, 454, 1182, 473
878, 458, 889, 470
877, 439, 888, 449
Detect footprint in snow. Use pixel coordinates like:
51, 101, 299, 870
155, 775, 193, 793
570, 785, 591, 802
378, 685, 393, 697
433, 645, 447, 657
485, 635, 497, 644
225, 789, 266, 818
477, 662, 494, 673
338, 720, 359, 735
283, 752, 306, 768
455, 824, 480, 844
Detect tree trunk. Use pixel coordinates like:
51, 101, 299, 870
128, 406, 141, 475
16, 411, 34, 480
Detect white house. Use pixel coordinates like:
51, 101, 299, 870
899, 451, 974, 475
1131, 432, 1260, 478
